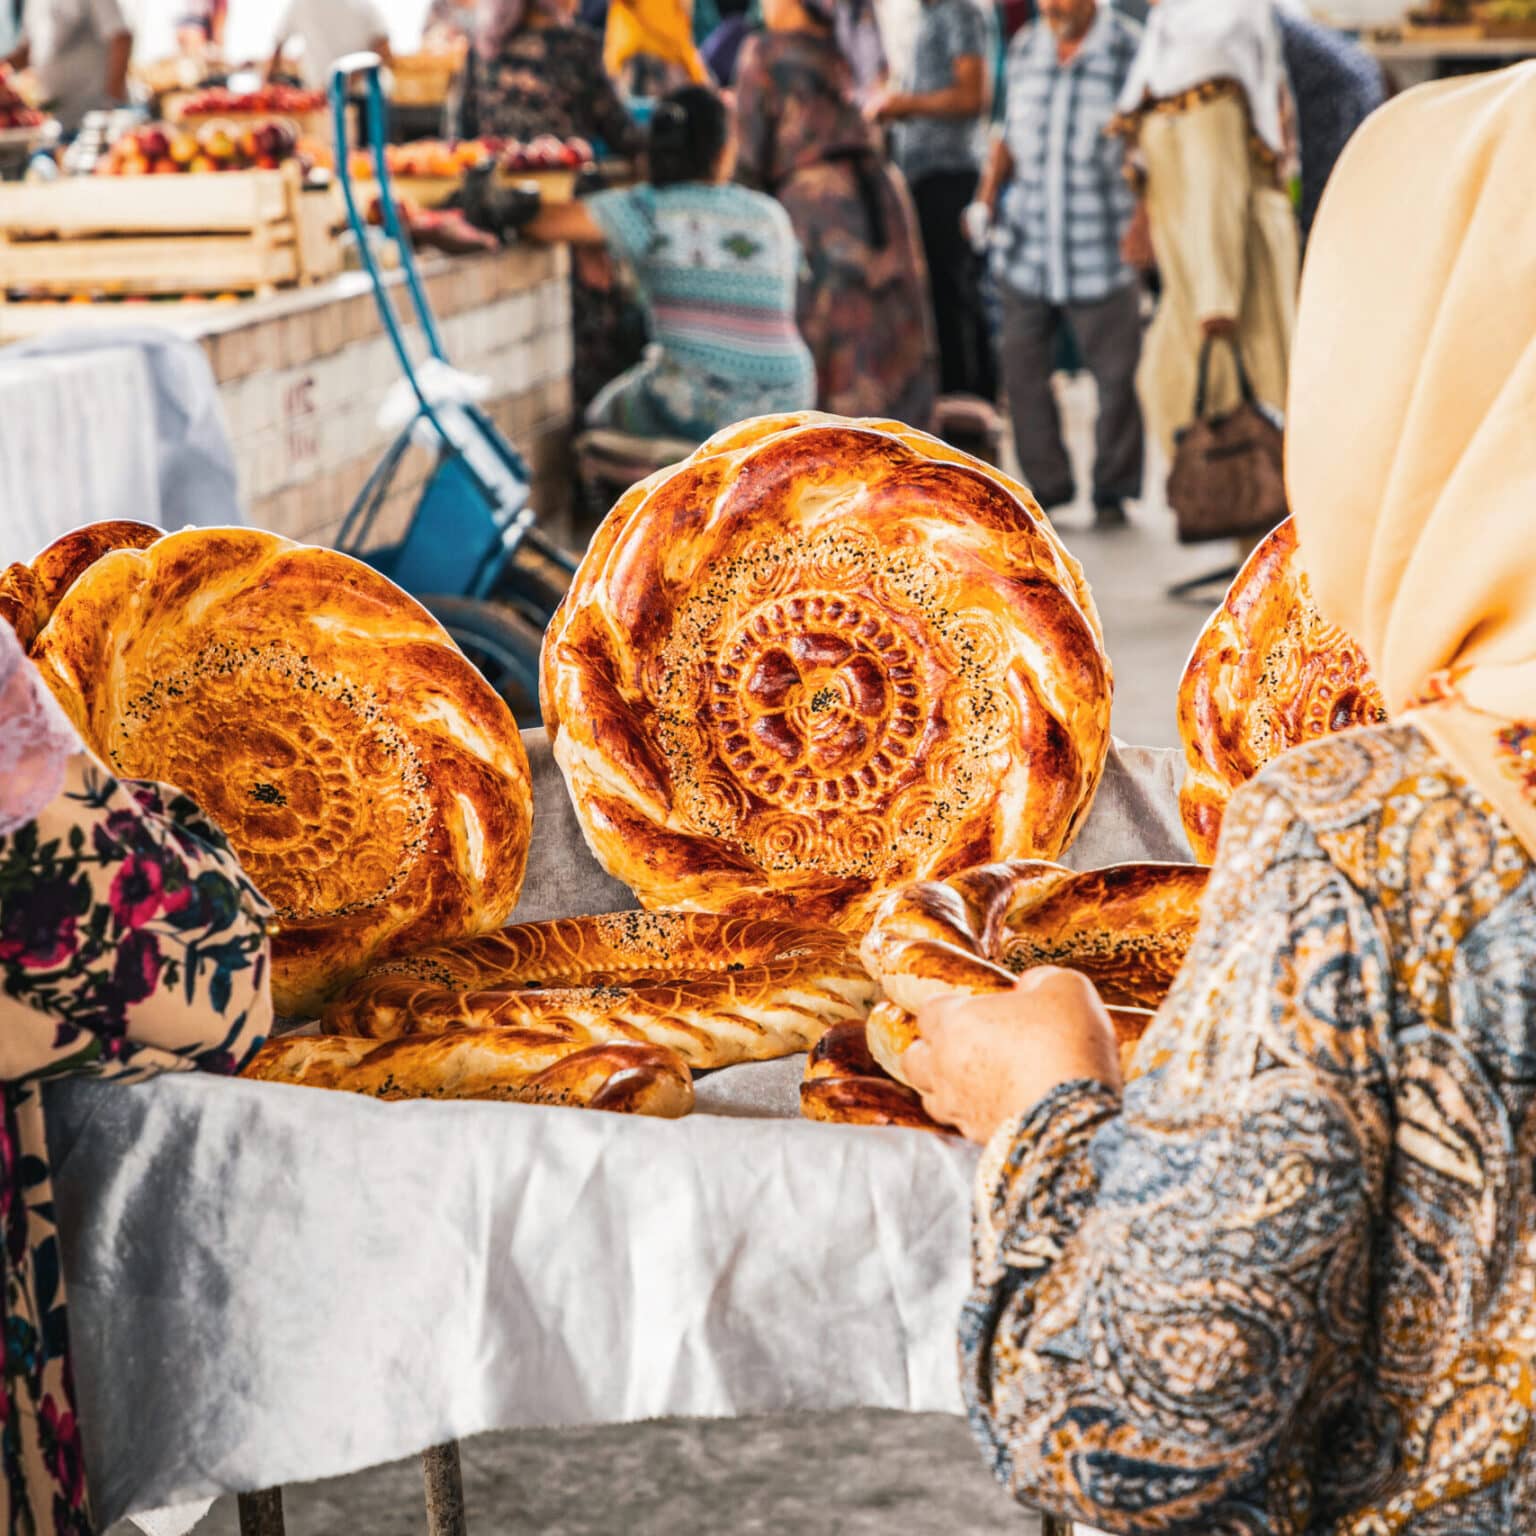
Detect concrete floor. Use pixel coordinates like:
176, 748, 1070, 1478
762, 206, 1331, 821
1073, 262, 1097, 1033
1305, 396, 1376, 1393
109, 377, 1224, 1536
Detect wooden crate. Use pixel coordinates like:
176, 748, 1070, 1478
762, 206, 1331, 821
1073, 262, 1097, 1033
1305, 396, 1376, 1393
162, 97, 333, 143
354, 167, 579, 209
390, 48, 466, 108
0, 162, 339, 301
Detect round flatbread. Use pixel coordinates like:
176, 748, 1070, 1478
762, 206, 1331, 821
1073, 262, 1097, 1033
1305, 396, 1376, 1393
32, 526, 533, 1015
542, 413, 1112, 931
1178, 518, 1386, 863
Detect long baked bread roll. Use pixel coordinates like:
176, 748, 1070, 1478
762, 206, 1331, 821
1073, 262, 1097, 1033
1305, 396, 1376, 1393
542, 412, 1112, 934
800, 1019, 954, 1133
29, 526, 534, 1016
243, 1031, 694, 1117
323, 910, 874, 1068
860, 860, 1208, 1088
1178, 517, 1385, 863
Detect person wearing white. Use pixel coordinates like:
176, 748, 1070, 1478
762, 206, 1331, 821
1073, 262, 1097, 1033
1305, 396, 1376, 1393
5, 0, 131, 133
267, 0, 391, 89
1109, 0, 1298, 459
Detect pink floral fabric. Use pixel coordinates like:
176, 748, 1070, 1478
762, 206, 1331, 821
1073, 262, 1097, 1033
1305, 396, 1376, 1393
0, 736, 273, 1532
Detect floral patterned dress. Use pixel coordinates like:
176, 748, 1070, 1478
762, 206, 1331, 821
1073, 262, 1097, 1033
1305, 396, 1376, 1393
962, 721, 1536, 1533
735, 30, 938, 431
0, 754, 272, 1532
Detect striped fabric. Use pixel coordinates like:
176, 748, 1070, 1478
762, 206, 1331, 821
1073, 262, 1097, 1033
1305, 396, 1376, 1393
993, 7, 1141, 306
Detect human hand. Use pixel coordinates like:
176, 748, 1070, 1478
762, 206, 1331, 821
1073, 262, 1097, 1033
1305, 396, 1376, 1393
960, 199, 990, 251
863, 87, 903, 123
1120, 199, 1153, 269
1201, 314, 1238, 339
902, 968, 1122, 1143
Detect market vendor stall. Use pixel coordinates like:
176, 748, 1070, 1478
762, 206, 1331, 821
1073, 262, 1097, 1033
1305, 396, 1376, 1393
49, 730, 1189, 1532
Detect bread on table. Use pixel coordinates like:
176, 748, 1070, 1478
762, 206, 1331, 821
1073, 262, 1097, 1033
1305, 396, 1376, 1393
860, 860, 1210, 1089
799, 1018, 955, 1134
323, 910, 875, 1069
542, 412, 1113, 935
1178, 517, 1386, 863
0, 520, 163, 648
243, 1030, 694, 1117
29, 526, 534, 1016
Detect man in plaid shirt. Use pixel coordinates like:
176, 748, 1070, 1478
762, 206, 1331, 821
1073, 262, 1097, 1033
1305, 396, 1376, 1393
977, 0, 1144, 526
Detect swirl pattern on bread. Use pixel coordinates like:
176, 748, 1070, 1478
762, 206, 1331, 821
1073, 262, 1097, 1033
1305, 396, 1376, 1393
30, 526, 533, 1015
542, 413, 1113, 932
1178, 518, 1386, 863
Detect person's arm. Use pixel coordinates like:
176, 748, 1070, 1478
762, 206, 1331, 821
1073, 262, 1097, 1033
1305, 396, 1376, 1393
87, 0, 133, 100
371, 34, 394, 69
913, 780, 1389, 1529
523, 199, 608, 246
5, 39, 30, 71
975, 127, 1012, 212
868, 51, 984, 121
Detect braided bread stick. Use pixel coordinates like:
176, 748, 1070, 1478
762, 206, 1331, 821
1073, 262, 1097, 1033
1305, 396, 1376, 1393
860, 861, 1208, 1087
322, 910, 875, 1068
243, 1031, 694, 1117
800, 1017, 955, 1134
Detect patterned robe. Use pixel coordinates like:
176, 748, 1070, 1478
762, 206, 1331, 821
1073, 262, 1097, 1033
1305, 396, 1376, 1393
735, 30, 938, 432
0, 758, 271, 1531
963, 722, 1536, 1533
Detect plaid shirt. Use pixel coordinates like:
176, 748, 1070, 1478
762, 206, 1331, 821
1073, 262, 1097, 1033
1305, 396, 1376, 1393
993, 7, 1141, 305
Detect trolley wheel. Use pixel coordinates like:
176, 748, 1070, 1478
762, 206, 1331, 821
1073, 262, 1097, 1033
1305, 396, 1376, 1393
421, 594, 545, 725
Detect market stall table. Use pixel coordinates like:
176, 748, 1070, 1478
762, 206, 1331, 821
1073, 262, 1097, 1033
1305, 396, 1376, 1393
50, 734, 1190, 1535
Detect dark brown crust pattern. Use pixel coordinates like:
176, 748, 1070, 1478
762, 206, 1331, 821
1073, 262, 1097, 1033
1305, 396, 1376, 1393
541, 412, 1113, 934
1178, 518, 1386, 863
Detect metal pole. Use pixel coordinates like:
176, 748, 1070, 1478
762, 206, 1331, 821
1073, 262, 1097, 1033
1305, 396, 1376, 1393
423, 1440, 468, 1536
236, 1488, 286, 1536
1041, 1517, 1073, 1536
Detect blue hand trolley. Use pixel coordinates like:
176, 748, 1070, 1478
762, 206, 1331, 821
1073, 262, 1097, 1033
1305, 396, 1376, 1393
328, 52, 579, 719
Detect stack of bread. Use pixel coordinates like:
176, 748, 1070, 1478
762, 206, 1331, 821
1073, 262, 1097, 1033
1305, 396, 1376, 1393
3, 424, 1380, 1131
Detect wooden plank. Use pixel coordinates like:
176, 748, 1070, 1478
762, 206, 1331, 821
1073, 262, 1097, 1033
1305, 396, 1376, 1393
0, 169, 292, 237
236, 1488, 286, 1536
422, 1442, 468, 1536
0, 232, 299, 293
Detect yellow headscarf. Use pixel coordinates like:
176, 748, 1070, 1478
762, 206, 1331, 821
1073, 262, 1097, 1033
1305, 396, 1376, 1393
604, 0, 709, 86
1289, 62, 1536, 855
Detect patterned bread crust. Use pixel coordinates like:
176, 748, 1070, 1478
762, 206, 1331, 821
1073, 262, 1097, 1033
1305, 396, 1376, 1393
860, 860, 1209, 1087
541, 412, 1112, 933
243, 1032, 694, 1117
799, 1019, 955, 1134
1178, 517, 1386, 863
322, 910, 874, 1068
30, 527, 534, 1016
0, 520, 164, 649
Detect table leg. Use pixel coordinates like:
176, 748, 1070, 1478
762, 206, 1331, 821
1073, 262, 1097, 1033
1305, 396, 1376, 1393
423, 1440, 468, 1536
1041, 1517, 1072, 1536
236, 1488, 286, 1536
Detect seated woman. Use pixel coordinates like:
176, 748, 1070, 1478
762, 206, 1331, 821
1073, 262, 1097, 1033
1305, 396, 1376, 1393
903, 67, 1536, 1532
0, 617, 272, 1528
525, 85, 816, 443
734, 0, 937, 431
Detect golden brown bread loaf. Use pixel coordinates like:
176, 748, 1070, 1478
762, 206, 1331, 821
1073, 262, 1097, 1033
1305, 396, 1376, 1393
1178, 517, 1386, 863
542, 412, 1113, 934
860, 860, 1209, 1087
243, 1031, 694, 1117
30, 526, 534, 1016
0, 520, 163, 648
323, 910, 874, 1068
799, 1019, 955, 1134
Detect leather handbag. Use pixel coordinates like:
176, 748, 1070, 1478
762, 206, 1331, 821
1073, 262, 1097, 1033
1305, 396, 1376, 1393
1167, 333, 1288, 545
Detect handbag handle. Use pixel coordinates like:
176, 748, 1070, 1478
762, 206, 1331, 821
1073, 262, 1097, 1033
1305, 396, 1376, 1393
1192, 330, 1257, 420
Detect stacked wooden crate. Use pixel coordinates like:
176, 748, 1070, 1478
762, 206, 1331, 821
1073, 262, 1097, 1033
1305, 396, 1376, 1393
0, 162, 342, 305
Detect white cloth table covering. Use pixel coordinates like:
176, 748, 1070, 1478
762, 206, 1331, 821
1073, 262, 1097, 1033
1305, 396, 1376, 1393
45, 732, 1192, 1528
0, 347, 160, 563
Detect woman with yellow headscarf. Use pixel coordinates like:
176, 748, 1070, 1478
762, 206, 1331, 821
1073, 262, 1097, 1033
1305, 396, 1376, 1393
604, 0, 709, 94
890, 62, 1536, 1534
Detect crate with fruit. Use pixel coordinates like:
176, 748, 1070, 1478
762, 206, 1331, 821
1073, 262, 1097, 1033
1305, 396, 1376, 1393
163, 85, 331, 146
347, 135, 597, 207
0, 121, 343, 302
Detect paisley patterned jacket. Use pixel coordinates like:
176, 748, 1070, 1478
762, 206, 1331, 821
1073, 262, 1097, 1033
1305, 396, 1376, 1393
962, 722, 1536, 1534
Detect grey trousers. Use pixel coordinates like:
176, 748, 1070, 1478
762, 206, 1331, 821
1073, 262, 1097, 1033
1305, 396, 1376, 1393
1000, 281, 1144, 508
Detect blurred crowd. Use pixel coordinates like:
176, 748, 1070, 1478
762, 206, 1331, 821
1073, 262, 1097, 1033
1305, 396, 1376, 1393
4, 0, 1389, 516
